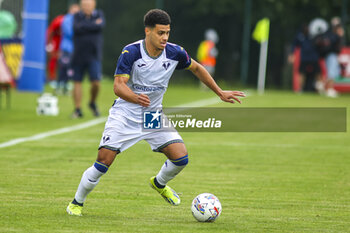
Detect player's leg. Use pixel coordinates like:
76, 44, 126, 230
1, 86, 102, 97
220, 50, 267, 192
72, 63, 85, 118
89, 80, 100, 116
48, 53, 57, 81
62, 51, 73, 95
67, 148, 118, 216
325, 53, 339, 98
90, 81, 100, 104
73, 148, 118, 203
155, 142, 188, 187
149, 139, 189, 206
68, 114, 140, 216
72, 81, 83, 117
56, 51, 68, 94
88, 59, 101, 116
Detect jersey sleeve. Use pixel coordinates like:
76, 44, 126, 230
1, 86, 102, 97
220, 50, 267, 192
175, 46, 192, 70
114, 44, 141, 76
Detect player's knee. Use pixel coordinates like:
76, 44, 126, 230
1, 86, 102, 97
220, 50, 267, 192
170, 154, 189, 167
97, 147, 118, 166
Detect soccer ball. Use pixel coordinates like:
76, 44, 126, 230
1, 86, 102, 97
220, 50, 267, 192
191, 193, 222, 222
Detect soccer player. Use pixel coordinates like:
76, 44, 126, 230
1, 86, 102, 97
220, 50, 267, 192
67, 9, 245, 216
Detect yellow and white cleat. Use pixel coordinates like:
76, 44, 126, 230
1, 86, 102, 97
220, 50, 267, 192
66, 202, 83, 216
149, 176, 181, 206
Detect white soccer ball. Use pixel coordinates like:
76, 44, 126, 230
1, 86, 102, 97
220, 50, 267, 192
191, 193, 222, 222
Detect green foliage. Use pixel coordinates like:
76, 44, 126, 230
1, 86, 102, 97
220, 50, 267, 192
48, 1, 348, 85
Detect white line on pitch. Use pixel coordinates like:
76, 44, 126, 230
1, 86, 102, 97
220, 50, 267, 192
0, 118, 107, 148
0, 96, 222, 149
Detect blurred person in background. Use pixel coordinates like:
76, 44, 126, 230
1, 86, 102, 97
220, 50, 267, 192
320, 17, 344, 98
196, 29, 219, 90
71, 0, 105, 118
46, 13, 64, 85
289, 23, 321, 92
56, 3, 80, 95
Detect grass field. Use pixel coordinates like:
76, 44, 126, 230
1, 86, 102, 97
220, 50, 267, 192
0, 79, 350, 232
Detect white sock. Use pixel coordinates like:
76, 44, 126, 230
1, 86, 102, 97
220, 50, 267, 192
74, 166, 104, 204
156, 159, 187, 186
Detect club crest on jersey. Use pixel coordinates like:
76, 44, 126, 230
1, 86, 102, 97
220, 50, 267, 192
162, 62, 170, 70
102, 135, 111, 143
143, 110, 162, 129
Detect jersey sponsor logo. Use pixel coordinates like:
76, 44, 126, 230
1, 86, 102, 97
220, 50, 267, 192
143, 110, 162, 129
122, 50, 129, 54
132, 84, 165, 92
162, 62, 170, 70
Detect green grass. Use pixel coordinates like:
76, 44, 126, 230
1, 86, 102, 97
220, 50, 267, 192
1, 79, 350, 232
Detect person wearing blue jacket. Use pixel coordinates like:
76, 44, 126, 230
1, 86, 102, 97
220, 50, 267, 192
57, 3, 80, 95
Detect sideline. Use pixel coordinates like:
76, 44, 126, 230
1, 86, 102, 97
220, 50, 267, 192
0, 96, 221, 149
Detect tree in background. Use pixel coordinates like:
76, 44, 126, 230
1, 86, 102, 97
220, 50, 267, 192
49, 0, 348, 88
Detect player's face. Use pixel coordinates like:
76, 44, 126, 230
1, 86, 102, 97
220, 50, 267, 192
147, 24, 170, 51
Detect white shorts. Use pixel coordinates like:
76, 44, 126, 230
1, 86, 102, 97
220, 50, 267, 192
98, 114, 183, 153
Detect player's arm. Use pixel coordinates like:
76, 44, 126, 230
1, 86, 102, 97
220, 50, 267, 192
113, 75, 150, 107
188, 59, 246, 104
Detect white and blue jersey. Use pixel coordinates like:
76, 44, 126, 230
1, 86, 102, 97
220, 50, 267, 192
111, 40, 192, 122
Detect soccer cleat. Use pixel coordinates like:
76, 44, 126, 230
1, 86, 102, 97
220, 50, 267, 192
72, 108, 83, 118
89, 102, 100, 117
66, 202, 83, 216
326, 88, 338, 98
149, 176, 181, 206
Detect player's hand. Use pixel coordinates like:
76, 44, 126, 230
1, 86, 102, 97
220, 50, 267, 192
137, 94, 150, 107
219, 91, 246, 104
96, 18, 103, 24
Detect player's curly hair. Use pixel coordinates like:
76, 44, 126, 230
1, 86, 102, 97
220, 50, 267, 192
144, 9, 171, 27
